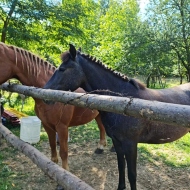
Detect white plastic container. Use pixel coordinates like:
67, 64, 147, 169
20, 116, 41, 144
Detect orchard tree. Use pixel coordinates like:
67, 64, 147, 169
122, 20, 174, 86
147, 0, 190, 81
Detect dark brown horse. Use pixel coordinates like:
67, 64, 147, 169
0, 42, 107, 171
43, 44, 190, 190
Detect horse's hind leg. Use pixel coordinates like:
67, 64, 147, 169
43, 124, 58, 163
94, 114, 107, 154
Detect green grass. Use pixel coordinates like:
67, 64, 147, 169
157, 77, 186, 89
138, 134, 190, 167
68, 120, 112, 145
0, 148, 21, 190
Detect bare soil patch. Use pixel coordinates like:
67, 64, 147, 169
1, 138, 190, 190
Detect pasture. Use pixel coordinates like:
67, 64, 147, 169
0, 79, 190, 190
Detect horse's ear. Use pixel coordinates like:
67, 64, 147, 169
69, 44, 76, 60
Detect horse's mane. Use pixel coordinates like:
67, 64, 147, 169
0, 42, 56, 77
77, 52, 145, 90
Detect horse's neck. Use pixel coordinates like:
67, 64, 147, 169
15, 62, 54, 88
14, 52, 55, 88
79, 56, 131, 94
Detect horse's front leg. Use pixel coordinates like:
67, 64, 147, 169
57, 126, 69, 170
112, 138, 126, 190
43, 123, 58, 163
123, 141, 137, 190
94, 114, 107, 154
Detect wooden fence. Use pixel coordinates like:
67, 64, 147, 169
1, 82, 190, 190
1, 83, 190, 128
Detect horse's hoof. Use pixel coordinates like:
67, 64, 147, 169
56, 185, 64, 190
110, 146, 115, 152
94, 148, 104, 154
117, 185, 126, 190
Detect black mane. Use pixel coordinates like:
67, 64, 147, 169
78, 51, 145, 90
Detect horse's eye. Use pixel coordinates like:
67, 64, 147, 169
59, 67, 65, 72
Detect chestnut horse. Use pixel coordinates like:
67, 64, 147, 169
0, 42, 107, 171
44, 44, 190, 190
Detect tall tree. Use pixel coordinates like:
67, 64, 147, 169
0, 0, 54, 45
92, 0, 140, 69
147, 0, 190, 81
0, 0, 84, 63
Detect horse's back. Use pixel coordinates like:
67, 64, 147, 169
140, 83, 190, 105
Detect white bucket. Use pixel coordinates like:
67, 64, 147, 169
20, 116, 41, 144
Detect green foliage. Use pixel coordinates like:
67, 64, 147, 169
92, 0, 140, 69
3, 92, 35, 115
1, 0, 190, 83
0, 0, 86, 65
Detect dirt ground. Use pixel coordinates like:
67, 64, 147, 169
1, 138, 190, 190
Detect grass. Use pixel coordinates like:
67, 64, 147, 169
0, 147, 22, 190
137, 76, 186, 89
138, 134, 190, 167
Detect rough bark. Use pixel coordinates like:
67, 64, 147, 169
1, 83, 190, 128
0, 123, 94, 190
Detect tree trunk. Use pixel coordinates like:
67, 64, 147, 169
1, 0, 18, 43
187, 69, 190, 82
180, 74, 183, 84
1, 83, 190, 128
0, 123, 94, 190
1, 22, 7, 43
146, 74, 151, 88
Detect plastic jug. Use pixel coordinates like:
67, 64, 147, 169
20, 116, 41, 144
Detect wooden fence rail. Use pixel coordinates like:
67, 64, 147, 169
0, 123, 94, 190
1, 83, 190, 128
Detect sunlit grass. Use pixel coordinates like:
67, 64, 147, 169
138, 134, 190, 167
68, 120, 113, 145
40, 129, 49, 142
152, 77, 187, 89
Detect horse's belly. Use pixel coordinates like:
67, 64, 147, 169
139, 121, 190, 144
99, 112, 189, 144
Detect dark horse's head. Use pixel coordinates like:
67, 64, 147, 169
43, 44, 85, 104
